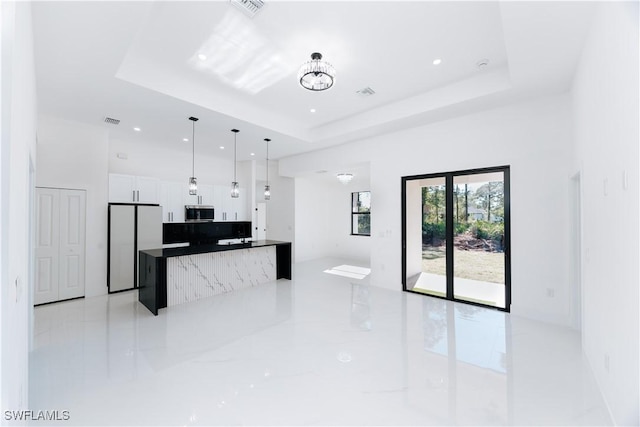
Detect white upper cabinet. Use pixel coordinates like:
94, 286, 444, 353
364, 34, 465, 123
213, 184, 247, 221
199, 184, 215, 206
183, 183, 214, 206
159, 181, 185, 223
108, 174, 136, 203
136, 176, 160, 204
109, 174, 159, 204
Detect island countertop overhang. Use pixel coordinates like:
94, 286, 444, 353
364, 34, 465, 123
140, 239, 290, 259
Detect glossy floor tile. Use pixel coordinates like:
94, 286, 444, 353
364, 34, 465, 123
28, 258, 611, 426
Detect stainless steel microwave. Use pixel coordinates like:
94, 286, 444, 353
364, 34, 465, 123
185, 205, 215, 221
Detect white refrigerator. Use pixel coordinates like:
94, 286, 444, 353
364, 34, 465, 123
108, 204, 162, 293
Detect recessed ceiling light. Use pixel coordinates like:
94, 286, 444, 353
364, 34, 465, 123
183, 138, 189, 142
133, 127, 141, 132
219, 146, 225, 150
198, 53, 207, 61
250, 152, 255, 156
433, 58, 442, 65
310, 108, 316, 113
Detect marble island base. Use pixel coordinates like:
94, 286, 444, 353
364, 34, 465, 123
139, 240, 291, 315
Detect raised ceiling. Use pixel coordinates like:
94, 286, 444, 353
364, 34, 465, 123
31, 1, 595, 161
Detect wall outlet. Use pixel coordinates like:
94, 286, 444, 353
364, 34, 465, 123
546, 288, 555, 298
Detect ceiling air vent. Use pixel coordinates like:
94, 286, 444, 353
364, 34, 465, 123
103, 117, 120, 125
230, 0, 265, 17
356, 87, 376, 97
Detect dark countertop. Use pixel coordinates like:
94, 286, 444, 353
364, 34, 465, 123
140, 240, 291, 259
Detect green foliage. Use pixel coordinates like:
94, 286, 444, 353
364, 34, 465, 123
358, 214, 370, 235
422, 222, 446, 241
471, 221, 504, 241
455, 222, 470, 235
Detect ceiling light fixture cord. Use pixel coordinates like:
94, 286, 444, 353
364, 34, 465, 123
231, 129, 240, 198
192, 120, 195, 177
188, 116, 199, 196
264, 138, 271, 201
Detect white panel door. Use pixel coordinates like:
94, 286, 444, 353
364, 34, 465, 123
109, 205, 135, 292
58, 190, 86, 300
109, 173, 136, 203
256, 202, 266, 241
35, 188, 60, 305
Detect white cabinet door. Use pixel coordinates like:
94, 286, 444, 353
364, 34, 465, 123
235, 188, 247, 221
109, 174, 136, 203
159, 181, 170, 222
136, 176, 160, 204
35, 188, 86, 305
35, 188, 60, 305
183, 181, 198, 207
169, 182, 185, 222
58, 190, 86, 301
214, 185, 233, 220
160, 181, 185, 222
199, 184, 214, 206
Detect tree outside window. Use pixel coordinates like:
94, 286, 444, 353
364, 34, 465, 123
351, 191, 371, 236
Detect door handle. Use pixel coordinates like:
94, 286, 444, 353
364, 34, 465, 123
132, 190, 136, 202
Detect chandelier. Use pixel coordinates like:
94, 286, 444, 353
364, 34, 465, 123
337, 173, 353, 185
298, 52, 336, 91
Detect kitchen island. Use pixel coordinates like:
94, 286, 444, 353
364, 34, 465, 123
138, 240, 292, 315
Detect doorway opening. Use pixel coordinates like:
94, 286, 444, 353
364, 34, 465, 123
402, 166, 511, 311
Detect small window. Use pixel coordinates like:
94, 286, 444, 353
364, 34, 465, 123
351, 191, 371, 236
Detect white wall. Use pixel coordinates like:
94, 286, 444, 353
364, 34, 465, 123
1, 0, 38, 414
294, 171, 371, 264
36, 115, 109, 298
261, 160, 295, 251
109, 136, 240, 186
280, 94, 574, 326
571, 2, 639, 424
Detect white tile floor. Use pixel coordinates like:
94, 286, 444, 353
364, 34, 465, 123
29, 258, 611, 426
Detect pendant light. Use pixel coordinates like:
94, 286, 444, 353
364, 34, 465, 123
188, 117, 199, 195
231, 129, 240, 198
264, 138, 271, 200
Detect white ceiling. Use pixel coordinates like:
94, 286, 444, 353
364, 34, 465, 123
31, 1, 595, 162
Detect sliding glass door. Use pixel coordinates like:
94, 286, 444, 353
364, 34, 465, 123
402, 166, 511, 311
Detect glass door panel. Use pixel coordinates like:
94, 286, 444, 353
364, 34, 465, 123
403, 166, 510, 311
452, 172, 506, 308
405, 176, 447, 297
